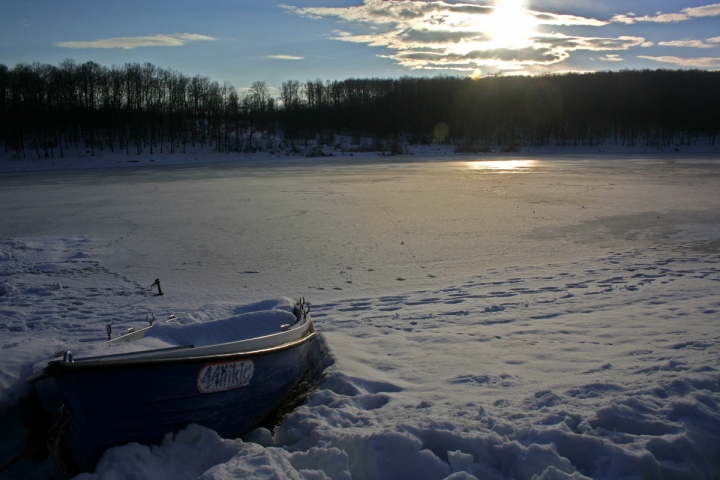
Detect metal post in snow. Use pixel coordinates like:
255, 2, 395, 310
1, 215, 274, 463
152, 279, 164, 296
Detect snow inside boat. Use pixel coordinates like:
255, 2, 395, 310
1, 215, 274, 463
26, 297, 316, 472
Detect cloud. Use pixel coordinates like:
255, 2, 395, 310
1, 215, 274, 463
281, 1, 496, 24
683, 3, 720, 17
600, 54, 623, 62
638, 55, 720, 67
612, 3, 720, 24
532, 34, 645, 51
284, 0, 635, 72
389, 45, 567, 67
363, 32, 644, 70
238, 85, 281, 95
517, 11, 607, 26
659, 39, 717, 49
54, 33, 215, 49
265, 54, 305, 60
285, 0, 606, 26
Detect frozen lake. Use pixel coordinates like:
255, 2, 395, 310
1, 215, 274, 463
2, 155, 719, 304
1, 154, 719, 479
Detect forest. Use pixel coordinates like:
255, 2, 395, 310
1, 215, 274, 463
1, 60, 719, 159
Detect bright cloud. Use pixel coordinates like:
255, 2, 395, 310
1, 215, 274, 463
612, 13, 686, 24
659, 39, 717, 49
265, 55, 305, 60
684, 3, 720, 17
612, 3, 720, 24
284, 0, 641, 72
600, 54, 623, 62
638, 55, 720, 67
54, 33, 216, 49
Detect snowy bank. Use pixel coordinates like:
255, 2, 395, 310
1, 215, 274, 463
1, 237, 719, 479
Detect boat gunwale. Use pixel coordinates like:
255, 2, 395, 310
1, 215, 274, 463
27, 323, 316, 384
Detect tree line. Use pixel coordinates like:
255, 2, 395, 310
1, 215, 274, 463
1, 60, 718, 159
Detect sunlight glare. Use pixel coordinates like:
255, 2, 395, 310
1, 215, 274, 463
486, 0, 537, 48
469, 160, 537, 171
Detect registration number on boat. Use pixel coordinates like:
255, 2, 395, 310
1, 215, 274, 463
197, 359, 254, 393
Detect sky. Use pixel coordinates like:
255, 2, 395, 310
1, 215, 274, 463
1, 0, 719, 93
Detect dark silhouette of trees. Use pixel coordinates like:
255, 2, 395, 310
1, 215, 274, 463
1, 60, 718, 159
276, 71, 719, 151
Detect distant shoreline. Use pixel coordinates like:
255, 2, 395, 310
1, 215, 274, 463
2, 140, 719, 174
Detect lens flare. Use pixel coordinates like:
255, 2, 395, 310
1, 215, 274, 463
433, 123, 450, 141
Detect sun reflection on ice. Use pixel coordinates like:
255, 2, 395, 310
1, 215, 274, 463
468, 160, 538, 171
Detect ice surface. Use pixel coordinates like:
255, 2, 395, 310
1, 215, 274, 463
1, 154, 719, 479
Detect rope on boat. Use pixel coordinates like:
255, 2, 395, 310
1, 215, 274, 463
41, 406, 70, 479
0, 405, 70, 478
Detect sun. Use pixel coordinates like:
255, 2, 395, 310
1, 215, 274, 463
485, 0, 537, 48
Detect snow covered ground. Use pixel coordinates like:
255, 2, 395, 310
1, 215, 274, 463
1, 153, 719, 479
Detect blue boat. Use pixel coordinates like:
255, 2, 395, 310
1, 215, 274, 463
26, 298, 316, 472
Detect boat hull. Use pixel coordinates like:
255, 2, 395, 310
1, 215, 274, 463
34, 338, 311, 471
